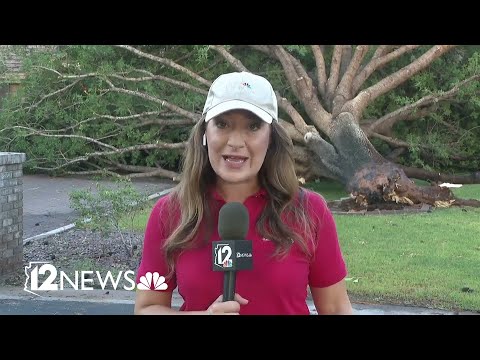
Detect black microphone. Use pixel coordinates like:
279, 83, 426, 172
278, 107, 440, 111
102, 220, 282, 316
212, 202, 253, 302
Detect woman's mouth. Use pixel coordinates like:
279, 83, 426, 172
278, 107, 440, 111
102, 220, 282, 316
222, 155, 248, 169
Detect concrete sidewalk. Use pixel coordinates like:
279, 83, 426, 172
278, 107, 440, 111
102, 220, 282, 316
22, 174, 175, 240
1, 286, 474, 315
2, 174, 477, 315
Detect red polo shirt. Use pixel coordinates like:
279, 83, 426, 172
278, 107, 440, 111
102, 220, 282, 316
136, 188, 347, 315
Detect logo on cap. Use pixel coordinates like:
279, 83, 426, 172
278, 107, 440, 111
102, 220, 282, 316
202, 71, 278, 124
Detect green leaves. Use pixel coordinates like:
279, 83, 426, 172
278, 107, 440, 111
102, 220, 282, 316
1, 45, 478, 178
69, 179, 149, 257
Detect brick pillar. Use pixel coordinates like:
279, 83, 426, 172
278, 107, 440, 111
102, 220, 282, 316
0, 152, 26, 276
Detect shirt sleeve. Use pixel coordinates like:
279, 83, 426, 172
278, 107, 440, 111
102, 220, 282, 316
135, 195, 177, 291
306, 191, 348, 288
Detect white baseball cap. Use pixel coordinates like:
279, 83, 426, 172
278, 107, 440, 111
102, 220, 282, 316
202, 71, 278, 124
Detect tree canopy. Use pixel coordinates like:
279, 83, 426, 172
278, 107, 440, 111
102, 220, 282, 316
1, 45, 478, 187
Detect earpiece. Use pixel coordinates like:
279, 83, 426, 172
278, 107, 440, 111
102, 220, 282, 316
202, 133, 207, 146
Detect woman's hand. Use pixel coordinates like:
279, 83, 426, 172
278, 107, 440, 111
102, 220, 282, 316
206, 293, 249, 315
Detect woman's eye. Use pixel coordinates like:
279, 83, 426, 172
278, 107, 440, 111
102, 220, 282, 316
249, 122, 262, 131
215, 120, 227, 129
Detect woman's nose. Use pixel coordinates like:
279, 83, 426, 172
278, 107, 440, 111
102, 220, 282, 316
227, 132, 245, 149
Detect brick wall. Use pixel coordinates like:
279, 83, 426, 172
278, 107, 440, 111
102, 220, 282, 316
0, 152, 26, 276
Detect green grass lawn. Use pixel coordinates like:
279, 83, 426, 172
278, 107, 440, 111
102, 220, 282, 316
334, 205, 480, 311
309, 181, 480, 312
301, 179, 349, 201
119, 201, 156, 233
121, 180, 480, 312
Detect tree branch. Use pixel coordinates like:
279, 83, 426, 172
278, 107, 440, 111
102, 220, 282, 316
109, 73, 208, 95
332, 45, 369, 116
276, 92, 311, 135
346, 45, 456, 119
385, 147, 407, 162
278, 119, 304, 143
369, 132, 411, 148
326, 45, 344, 106
21, 67, 204, 121
287, 51, 312, 86
115, 45, 212, 86
292, 143, 340, 181
356, 45, 396, 76
32, 65, 64, 77
369, 73, 480, 134
107, 161, 180, 180
38, 111, 187, 134
33, 66, 100, 80
311, 45, 327, 101
197, 58, 225, 75
269, 46, 331, 132
34, 142, 187, 172
339, 46, 353, 81
136, 118, 196, 127
104, 78, 199, 120
127, 168, 180, 180
367, 107, 433, 135
370, 132, 430, 149
268, 46, 306, 99
292, 145, 311, 164
93, 111, 176, 121
209, 45, 249, 72
399, 165, 480, 185
65, 167, 180, 181
304, 132, 343, 179
63, 169, 126, 178
247, 45, 273, 56
371, 45, 393, 60
352, 45, 420, 94
1, 126, 118, 150
25, 78, 82, 112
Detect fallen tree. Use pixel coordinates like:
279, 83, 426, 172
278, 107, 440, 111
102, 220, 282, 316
1, 45, 479, 209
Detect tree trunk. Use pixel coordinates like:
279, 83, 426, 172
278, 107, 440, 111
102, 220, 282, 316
305, 112, 480, 209
400, 166, 480, 185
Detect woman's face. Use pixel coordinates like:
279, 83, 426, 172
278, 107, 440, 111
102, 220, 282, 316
205, 110, 271, 187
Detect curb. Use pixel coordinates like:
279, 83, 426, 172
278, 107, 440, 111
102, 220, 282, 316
22, 187, 173, 245
0, 287, 319, 314
17, 186, 478, 315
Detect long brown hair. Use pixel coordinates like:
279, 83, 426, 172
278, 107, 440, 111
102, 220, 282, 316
162, 114, 316, 277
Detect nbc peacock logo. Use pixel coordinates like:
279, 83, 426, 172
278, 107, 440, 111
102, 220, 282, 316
136, 272, 168, 290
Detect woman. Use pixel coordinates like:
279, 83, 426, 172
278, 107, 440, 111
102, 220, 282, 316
134, 71, 353, 315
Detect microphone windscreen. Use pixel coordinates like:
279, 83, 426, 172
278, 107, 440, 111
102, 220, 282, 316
218, 202, 249, 240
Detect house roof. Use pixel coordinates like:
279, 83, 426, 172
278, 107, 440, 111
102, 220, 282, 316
1, 45, 57, 82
